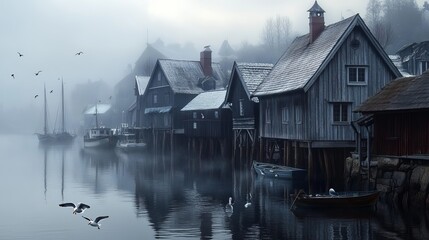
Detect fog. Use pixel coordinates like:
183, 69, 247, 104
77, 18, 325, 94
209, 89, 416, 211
0, 0, 426, 134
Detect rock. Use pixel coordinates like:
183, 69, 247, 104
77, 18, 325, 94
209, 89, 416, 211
376, 157, 400, 170
410, 166, 429, 192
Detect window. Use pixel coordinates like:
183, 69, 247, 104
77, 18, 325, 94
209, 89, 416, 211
153, 94, 158, 104
157, 72, 161, 81
266, 107, 271, 123
164, 92, 170, 104
333, 103, 349, 123
239, 99, 244, 116
214, 111, 219, 119
295, 105, 302, 124
281, 107, 289, 124
347, 66, 367, 84
421, 61, 429, 74
193, 112, 197, 119
193, 122, 197, 129
164, 114, 169, 127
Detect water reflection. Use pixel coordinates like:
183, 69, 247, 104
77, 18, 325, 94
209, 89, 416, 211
1, 135, 429, 239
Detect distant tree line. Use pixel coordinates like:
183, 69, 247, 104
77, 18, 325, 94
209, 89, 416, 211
365, 0, 429, 53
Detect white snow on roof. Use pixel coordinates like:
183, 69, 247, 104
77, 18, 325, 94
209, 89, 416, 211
181, 90, 226, 111
135, 75, 150, 95
84, 104, 111, 115
389, 55, 413, 77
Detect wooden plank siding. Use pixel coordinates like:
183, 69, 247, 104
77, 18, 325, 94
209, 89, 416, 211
259, 27, 398, 143
183, 109, 232, 138
373, 111, 429, 156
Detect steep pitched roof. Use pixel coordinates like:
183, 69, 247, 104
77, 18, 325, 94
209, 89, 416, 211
254, 14, 401, 96
181, 90, 226, 111
158, 59, 225, 94
356, 71, 429, 112
135, 75, 150, 95
226, 62, 273, 101
84, 104, 111, 115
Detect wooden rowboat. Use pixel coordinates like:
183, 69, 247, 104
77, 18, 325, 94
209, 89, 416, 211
253, 161, 307, 180
290, 190, 380, 209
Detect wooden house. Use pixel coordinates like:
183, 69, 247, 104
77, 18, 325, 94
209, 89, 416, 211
356, 70, 429, 158
396, 41, 429, 76
138, 46, 226, 150
225, 62, 273, 160
181, 90, 231, 157
252, 1, 402, 185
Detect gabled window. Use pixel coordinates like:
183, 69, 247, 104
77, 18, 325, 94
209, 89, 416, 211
347, 66, 368, 85
333, 103, 349, 123
239, 99, 244, 116
153, 94, 158, 104
281, 107, 289, 124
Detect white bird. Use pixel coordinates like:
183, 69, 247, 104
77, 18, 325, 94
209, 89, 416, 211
82, 216, 109, 229
59, 202, 90, 214
225, 197, 233, 213
244, 193, 252, 208
329, 188, 337, 196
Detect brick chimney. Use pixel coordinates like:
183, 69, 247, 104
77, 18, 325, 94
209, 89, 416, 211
200, 45, 213, 76
308, 1, 325, 43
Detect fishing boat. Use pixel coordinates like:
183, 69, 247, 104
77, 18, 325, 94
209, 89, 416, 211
253, 161, 307, 180
83, 104, 116, 148
36, 84, 54, 144
290, 189, 380, 209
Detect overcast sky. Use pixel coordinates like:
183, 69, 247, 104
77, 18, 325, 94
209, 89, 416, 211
0, 0, 426, 112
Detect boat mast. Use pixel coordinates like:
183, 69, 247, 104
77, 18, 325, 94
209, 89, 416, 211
44, 83, 48, 135
61, 78, 65, 133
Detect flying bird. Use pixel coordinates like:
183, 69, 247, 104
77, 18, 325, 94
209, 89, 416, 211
50, 90, 53, 93
35, 70, 42, 76
34, 95, 39, 98
17, 52, 23, 57
59, 202, 90, 214
11, 74, 15, 79
75, 51, 83, 55
82, 216, 109, 229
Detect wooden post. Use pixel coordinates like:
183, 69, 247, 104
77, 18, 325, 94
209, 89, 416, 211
307, 141, 313, 186
250, 130, 256, 161
286, 141, 291, 166
232, 130, 237, 160
323, 149, 331, 191
259, 138, 264, 161
294, 141, 298, 167
283, 140, 287, 166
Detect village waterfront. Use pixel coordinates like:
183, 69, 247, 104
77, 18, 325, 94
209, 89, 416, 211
0, 134, 428, 240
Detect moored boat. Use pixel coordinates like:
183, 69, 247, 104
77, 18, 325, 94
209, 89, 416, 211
116, 133, 146, 152
84, 127, 116, 148
290, 190, 380, 209
253, 161, 307, 180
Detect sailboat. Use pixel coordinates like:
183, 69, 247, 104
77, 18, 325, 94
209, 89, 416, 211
36, 80, 75, 144
52, 79, 76, 143
36, 84, 54, 144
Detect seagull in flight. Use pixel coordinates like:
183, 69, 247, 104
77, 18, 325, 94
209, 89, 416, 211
34, 95, 39, 98
11, 74, 15, 79
59, 202, 90, 214
50, 90, 53, 93
35, 70, 42, 76
82, 216, 109, 229
17, 52, 23, 57
75, 51, 83, 55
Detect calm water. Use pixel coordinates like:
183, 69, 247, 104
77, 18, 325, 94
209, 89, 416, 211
0, 134, 428, 240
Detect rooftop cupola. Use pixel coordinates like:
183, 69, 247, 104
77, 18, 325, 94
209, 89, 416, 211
308, 1, 325, 43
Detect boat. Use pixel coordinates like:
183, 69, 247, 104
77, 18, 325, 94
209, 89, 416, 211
36, 81, 76, 144
83, 104, 117, 148
116, 133, 146, 152
290, 189, 380, 209
253, 161, 307, 180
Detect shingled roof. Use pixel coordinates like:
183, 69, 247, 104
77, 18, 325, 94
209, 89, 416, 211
253, 14, 401, 96
356, 71, 429, 113
226, 62, 273, 101
181, 90, 226, 111
158, 59, 226, 94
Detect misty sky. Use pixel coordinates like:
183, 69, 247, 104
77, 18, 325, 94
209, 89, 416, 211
0, 0, 426, 113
